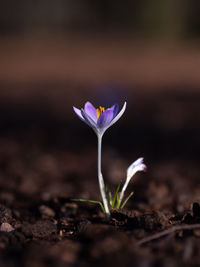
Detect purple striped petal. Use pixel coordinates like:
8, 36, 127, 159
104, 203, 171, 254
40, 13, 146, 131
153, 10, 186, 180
110, 104, 119, 119
107, 102, 126, 128
81, 109, 97, 129
84, 102, 97, 123
97, 109, 114, 128
73, 107, 86, 122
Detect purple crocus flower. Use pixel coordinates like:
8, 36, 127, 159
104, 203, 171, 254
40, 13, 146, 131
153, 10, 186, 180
73, 101, 146, 217
73, 101, 126, 218
73, 101, 126, 136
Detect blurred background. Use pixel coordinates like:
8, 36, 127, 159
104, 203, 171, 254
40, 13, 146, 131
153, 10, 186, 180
0, 0, 200, 198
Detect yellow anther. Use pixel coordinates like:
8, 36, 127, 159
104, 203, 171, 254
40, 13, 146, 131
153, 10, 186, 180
96, 106, 105, 119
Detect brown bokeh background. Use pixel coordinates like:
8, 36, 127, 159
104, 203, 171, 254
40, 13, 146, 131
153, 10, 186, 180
0, 0, 200, 162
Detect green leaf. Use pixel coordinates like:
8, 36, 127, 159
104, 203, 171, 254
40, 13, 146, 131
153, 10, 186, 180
71, 198, 106, 213
109, 191, 113, 206
120, 192, 134, 209
112, 183, 121, 209
116, 192, 120, 209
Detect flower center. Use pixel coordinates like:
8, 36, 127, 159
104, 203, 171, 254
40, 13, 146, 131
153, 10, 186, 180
96, 106, 105, 119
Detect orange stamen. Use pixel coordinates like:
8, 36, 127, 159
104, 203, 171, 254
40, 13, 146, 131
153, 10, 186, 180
96, 106, 105, 119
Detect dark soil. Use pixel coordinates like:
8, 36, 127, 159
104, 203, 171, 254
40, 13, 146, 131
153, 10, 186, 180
0, 91, 200, 267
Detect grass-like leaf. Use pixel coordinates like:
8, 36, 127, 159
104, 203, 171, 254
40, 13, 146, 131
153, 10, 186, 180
112, 183, 121, 209
120, 192, 134, 209
71, 198, 106, 213
109, 191, 113, 206
116, 192, 120, 209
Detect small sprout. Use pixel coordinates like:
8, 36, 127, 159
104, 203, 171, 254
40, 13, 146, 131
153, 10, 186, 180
72, 101, 146, 220
127, 158, 147, 181
119, 158, 147, 206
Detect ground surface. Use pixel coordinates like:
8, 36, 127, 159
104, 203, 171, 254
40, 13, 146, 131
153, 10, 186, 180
0, 88, 200, 267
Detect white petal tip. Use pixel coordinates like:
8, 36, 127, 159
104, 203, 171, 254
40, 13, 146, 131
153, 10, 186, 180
127, 157, 147, 180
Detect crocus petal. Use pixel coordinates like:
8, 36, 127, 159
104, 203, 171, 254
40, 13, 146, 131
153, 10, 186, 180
73, 101, 126, 137
73, 107, 86, 122
104, 102, 126, 131
81, 108, 98, 131
97, 108, 114, 128
110, 104, 119, 118
127, 157, 147, 182
84, 102, 97, 123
